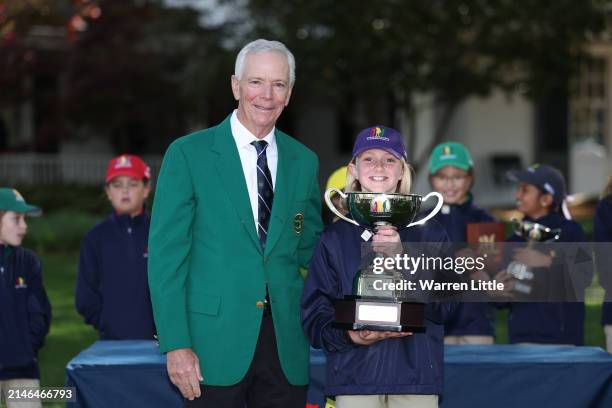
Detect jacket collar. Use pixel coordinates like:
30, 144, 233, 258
112, 209, 148, 228
212, 114, 298, 255
524, 211, 564, 228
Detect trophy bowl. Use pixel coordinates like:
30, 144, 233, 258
346, 192, 422, 229
324, 189, 444, 332
512, 219, 561, 242
325, 189, 443, 230
506, 218, 561, 295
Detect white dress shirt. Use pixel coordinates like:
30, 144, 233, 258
230, 110, 278, 230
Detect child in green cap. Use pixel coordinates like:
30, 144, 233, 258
0, 188, 51, 408
428, 142, 496, 344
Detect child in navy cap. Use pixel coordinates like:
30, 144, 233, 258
506, 164, 569, 216
0, 188, 50, 408
302, 126, 454, 408
75, 154, 156, 340
500, 164, 587, 345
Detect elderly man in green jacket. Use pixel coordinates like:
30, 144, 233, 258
148, 39, 323, 408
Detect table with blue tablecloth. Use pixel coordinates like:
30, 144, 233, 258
66, 341, 612, 408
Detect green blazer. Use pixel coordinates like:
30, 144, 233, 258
148, 115, 323, 386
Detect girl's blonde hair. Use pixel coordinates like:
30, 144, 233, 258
344, 156, 413, 194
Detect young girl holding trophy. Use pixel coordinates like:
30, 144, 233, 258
301, 126, 454, 408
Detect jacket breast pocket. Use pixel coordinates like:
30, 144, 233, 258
186, 292, 220, 316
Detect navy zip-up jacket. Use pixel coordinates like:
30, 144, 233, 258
301, 219, 455, 396
75, 211, 156, 340
0, 245, 51, 380
432, 200, 496, 336
504, 211, 586, 345
594, 197, 612, 325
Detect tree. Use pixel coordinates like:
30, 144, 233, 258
0, 0, 72, 107
63, 0, 231, 153
0, 0, 234, 153
231, 0, 607, 168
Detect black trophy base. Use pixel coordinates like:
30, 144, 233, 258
333, 298, 426, 333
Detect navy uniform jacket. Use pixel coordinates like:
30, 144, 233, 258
301, 220, 455, 396
0, 246, 51, 380
594, 197, 612, 325
432, 200, 496, 336
75, 211, 156, 339
505, 211, 586, 345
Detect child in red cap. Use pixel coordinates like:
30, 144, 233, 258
75, 154, 156, 339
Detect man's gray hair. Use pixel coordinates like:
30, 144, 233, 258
234, 39, 296, 86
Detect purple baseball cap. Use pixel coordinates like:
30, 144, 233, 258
352, 126, 407, 160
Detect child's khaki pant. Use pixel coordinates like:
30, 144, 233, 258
335, 394, 438, 408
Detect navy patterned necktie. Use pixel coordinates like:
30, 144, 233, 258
251, 140, 274, 248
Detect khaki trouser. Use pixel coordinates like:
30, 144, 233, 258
605, 325, 612, 353
444, 335, 494, 345
0, 379, 42, 408
335, 394, 438, 408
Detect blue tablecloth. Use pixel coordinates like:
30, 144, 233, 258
66, 341, 612, 408
442, 345, 612, 408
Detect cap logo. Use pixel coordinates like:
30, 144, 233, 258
12, 189, 24, 202
15, 276, 27, 289
372, 127, 385, 138
367, 127, 390, 142
115, 155, 132, 169
440, 145, 457, 161
543, 182, 555, 194
528, 163, 540, 173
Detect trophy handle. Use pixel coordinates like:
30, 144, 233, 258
324, 188, 360, 226
407, 192, 444, 227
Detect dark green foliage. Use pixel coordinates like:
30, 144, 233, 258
17, 184, 109, 216
242, 0, 606, 103
23, 210, 100, 253
234, 0, 607, 167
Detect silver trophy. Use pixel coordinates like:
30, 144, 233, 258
324, 189, 443, 332
506, 218, 561, 295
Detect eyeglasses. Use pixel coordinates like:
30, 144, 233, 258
432, 174, 469, 185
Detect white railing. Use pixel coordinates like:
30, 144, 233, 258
0, 154, 163, 185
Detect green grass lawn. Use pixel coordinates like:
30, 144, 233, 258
37, 252, 98, 388
34, 252, 97, 407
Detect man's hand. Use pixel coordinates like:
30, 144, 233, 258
167, 348, 203, 400
348, 329, 412, 346
372, 226, 402, 257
